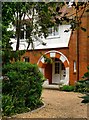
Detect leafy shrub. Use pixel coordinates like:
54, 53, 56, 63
75, 66, 89, 103
2, 62, 44, 116
80, 95, 89, 103
2, 95, 14, 116
74, 80, 89, 93
60, 85, 74, 92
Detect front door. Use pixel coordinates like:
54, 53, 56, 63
52, 58, 62, 84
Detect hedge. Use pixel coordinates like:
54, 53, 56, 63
2, 62, 44, 116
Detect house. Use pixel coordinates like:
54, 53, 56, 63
11, 4, 89, 86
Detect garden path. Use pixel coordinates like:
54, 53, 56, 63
13, 89, 87, 118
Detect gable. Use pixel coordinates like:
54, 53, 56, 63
11, 24, 71, 51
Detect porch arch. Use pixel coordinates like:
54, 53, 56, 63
37, 50, 69, 85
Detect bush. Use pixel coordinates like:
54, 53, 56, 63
60, 85, 74, 92
80, 95, 89, 103
2, 62, 44, 116
74, 80, 89, 93
2, 95, 15, 116
74, 66, 89, 103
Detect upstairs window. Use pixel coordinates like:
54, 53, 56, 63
20, 30, 24, 39
20, 25, 30, 39
20, 25, 26, 39
48, 25, 59, 37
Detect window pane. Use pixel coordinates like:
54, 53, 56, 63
20, 31, 24, 39
48, 25, 59, 36
23, 57, 29, 62
26, 26, 30, 39
20, 25, 24, 39
55, 62, 60, 74
74, 61, 76, 73
62, 63, 65, 70
48, 28, 52, 36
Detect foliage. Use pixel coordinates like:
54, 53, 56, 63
74, 66, 89, 103
60, 85, 74, 92
2, 3, 15, 64
2, 94, 29, 116
74, 80, 89, 93
80, 95, 89, 103
2, 62, 44, 116
43, 54, 53, 64
2, 95, 15, 116
2, 2, 63, 64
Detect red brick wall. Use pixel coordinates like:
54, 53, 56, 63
69, 31, 77, 85
79, 15, 88, 78
69, 12, 89, 85
87, 13, 89, 66
21, 48, 69, 65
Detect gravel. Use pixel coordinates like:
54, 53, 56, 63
13, 89, 87, 118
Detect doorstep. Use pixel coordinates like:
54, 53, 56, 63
42, 80, 59, 90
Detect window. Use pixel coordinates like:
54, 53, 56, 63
20, 30, 24, 39
55, 58, 60, 74
55, 62, 60, 74
73, 61, 76, 73
48, 25, 59, 37
26, 25, 30, 39
23, 57, 29, 62
20, 25, 26, 39
62, 63, 65, 70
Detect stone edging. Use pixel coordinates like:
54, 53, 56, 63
9, 101, 46, 118
30, 101, 46, 113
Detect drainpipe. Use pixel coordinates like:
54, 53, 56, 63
76, 27, 79, 81
76, 7, 79, 82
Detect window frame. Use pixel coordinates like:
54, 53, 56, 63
23, 56, 30, 62
47, 25, 60, 39
73, 60, 76, 73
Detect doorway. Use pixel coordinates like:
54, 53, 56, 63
52, 58, 66, 84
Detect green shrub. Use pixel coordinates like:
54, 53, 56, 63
2, 95, 14, 116
2, 95, 29, 116
74, 80, 89, 93
2, 62, 44, 116
60, 85, 74, 92
75, 66, 89, 103
80, 95, 89, 103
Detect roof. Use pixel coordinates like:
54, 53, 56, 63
11, 25, 71, 51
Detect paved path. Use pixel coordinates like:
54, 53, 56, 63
13, 89, 87, 118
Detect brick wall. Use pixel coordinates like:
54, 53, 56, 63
21, 48, 69, 65
69, 11, 89, 85
69, 30, 77, 85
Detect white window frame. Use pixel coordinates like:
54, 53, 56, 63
73, 61, 76, 73
47, 25, 59, 39
23, 56, 29, 62
20, 25, 26, 40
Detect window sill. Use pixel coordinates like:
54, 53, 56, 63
73, 71, 76, 74
46, 35, 60, 39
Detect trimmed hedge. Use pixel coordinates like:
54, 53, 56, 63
2, 62, 44, 116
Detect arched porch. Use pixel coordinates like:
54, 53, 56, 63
37, 50, 69, 85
